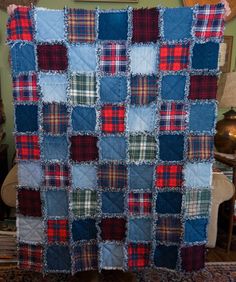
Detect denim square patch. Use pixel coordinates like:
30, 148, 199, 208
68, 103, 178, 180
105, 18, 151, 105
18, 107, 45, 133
42, 136, 68, 161
184, 163, 212, 188
154, 245, 178, 269
128, 218, 152, 241
18, 216, 44, 244
100, 76, 127, 103
69, 45, 96, 72
100, 243, 124, 269
72, 164, 97, 189
15, 105, 38, 133
184, 218, 208, 243
46, 245, 71, 271
156, 191, 182, 214
161, 75, 186, 100
101, 192, 124, 214
45, 190, 68, 217
18, 162, 42, 187
72, 106, 96, 132
159, 135, 184, 161
129, 165, 154, 190
100, 136, 127, 161
72, 219, 97, 241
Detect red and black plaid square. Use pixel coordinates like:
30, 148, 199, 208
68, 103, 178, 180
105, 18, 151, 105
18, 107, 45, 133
100, 217, 126, 241
43, 163, 70, 187
19, 243, 43, 272
128, 192, 152, 215
18, 189, 42, 217
101, 105, 125, 133
156, 165, 183, 188
189, 75, 218, 100
128, 243, 151, 270
15, 135, 40, 160
47, 219, 69, 243
13, 73, 38, 102
181, 245, 205, 272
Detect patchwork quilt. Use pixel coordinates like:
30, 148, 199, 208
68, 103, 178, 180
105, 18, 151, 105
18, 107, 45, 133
7, 4, 224, 274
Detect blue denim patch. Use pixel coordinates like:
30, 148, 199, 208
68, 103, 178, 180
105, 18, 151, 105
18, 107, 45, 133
100, 136, 127, 161
161, 75, 186, 100
101, 192, 124, 214
129, 164, 154, 190
154, 245, 178, 269
42, 136, 68, 161
192, 42, 219, 70
39, 74, 67, 102
189, 102, 215, 132
159, 135, 184, 161
18, 217, 44, 244
72, 106, 96, 132
18, 162, 42, 187
128, 218, 152, 241
15, 105, 38, 132
35, 9, 65, 42
184, 218, 208, 243
72, 164, 97, 189
46, 245, 71, 271
163, 8, 193, 40
100, 243, 124, 269
100, 76, 127, 103
156, 191, 182, 214
45, 190, 68, 217
69, 45, 96, 72
184, 163, 212, 188
98, 12, 128, 40
128, 105, 155, 132
10, 43, 36, 75
72, 219, 97, 241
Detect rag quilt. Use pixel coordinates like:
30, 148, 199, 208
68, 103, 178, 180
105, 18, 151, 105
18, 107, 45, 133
7, 4, 224, 274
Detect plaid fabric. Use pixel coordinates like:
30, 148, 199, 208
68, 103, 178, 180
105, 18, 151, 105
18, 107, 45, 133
181, 245, 205, 272
37, 44, 68, 71
156, 217, 182, 243
129, 135, 157, 162
185, 189, 211, 217
73, 243, 98, 271
47, 219, 69, 243
187, 135, 214, 160
70, 74, 97, 105
18, 189, 42, 217
43, 163, 70, 187
160, 103, 186, 131
132, 8, 159, 43
159, 43, 190, 71
130, 76, 158, 105
7, 7, 33, 41
100, 43, 127, 74
72, 190, 97, 217
100, 217, 126, 241
42, 103, 68, 134
19, 243, 43, 272
128, 243, 151, 269
189, 75, 218, 100
195, 4, 224, 39
70, 135, 98, 162
15, 135, 40, 160
156, 165, 183, 188
101, 105, 125, 133
13, 73, 38, 102
128, 192, 152, 215
67, 9, 96, 43
97, 164, 127, 189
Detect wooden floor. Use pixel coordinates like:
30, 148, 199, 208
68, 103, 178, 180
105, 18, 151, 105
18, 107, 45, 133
207, 246, 236, 262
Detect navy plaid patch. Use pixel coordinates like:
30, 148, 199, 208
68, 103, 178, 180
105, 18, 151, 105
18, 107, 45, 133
73, 243, 98, 271
43, 163, 70, 187
98, 164, 127, 189
187, 135, 214, 160
156, 217, 182, 243
160, 103, 186, 131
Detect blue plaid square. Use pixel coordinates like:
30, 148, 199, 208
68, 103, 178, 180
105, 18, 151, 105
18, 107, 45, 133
73, 243, 98, 271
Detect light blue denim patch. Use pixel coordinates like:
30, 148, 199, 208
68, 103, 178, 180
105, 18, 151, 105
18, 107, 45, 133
163, 8, 193, 40
130, 45, 157, 75
161, 75, 186, 100
100, 242, 124, 269
46, 245, 71, 271
100, 136, 127, 161
184, 218, 208, 243
69, 45, 96, 72
127, 105, 155, 132
39, 74, 68, 102
101, 192, 124, 214
72, 106, 96, 132
184, 162, 212, 188
129, 164, 154, 190
45, 190, 68, 216
72, 164, 97, 189
42, 136, 68, 161
128, 218, 152, 241
18, 216, 44, 244
100, 76, 127, 103
35, 9, 65, 42
18, 162, 42, 187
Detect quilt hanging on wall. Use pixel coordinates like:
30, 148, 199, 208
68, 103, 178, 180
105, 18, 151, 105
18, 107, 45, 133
7, 4, 224, 274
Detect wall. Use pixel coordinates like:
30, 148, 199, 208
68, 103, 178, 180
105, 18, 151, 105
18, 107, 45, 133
0, 0, 236, 163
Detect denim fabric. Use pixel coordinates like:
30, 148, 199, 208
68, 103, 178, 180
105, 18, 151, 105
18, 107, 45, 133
18, 162, 42, 187
129, 165, 154, 190
69, 45, 96, 72
100, 76, 127, 103
45, 190, 68, 216
100, 136, 127, 161
192, 42, 219, 70
72, 165, 97, 189
184, 163, 212, 188
154, 245, 178, 269
35, 9, 65, 41
128, 105, 155, 132
101, 243, 124, 268
128, 218, 152, 241
72, 106, 96, 132
101, 192, 124, 214
42, 136, 68, 161
72, 219, 97, 241
130, 45, 157, 75
98, 12, 128, 40
184, 218, 208, 243
159, 135, 184, 161
39, 74, 67, 102
46, 245, 71, 271
15, 105, 38, 132
156, 192, 182, 214
189, 103, 215, 132
11, 43, 36, 74
18, 216, 44, 243
163, 8, 193, 40
161, 75, 186, 100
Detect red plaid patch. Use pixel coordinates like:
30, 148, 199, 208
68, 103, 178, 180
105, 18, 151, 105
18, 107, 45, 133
181, 245, 205, 272
100, 217, 126, 241
101, 105, 125, 133
128, 243, 151, 270
43, 163, 70, 187
19, 243, 43, 272
47, 219, 69, 243
13, 73, 38, 102
16, 135, 40, 160
189, 75, 218, 100
156, 165, 183, 188
128, 192, 152, 215
18, 189, 42, 217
